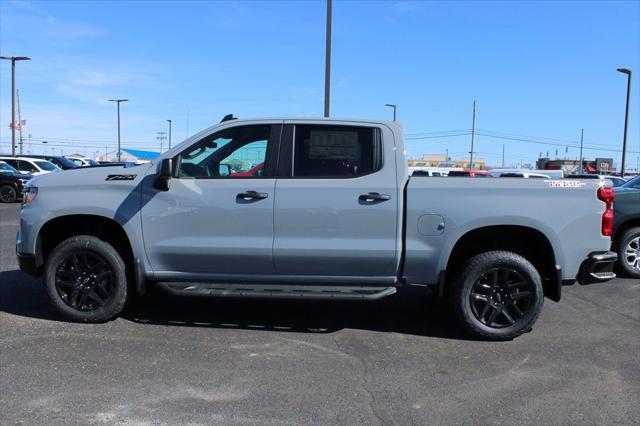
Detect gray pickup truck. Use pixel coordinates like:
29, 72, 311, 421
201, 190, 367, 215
17, 117, 618, 339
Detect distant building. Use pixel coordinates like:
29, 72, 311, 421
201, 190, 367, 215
536, 158, 615, 175
98, 148, 160, 163
408, 154, 486, 170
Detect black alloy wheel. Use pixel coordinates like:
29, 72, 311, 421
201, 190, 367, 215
469, 268, 531, 328
45, 235, 128, 322
452, 250, 544, 340
55, 251, 114, 311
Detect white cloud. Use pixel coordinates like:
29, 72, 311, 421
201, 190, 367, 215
67, 70, 133, 88
2, 0, 107, 41
390, 1, 426, 13
56, 84, 109, 105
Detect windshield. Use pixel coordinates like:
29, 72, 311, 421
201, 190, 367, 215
33, 160, 61, 171
55, 156, 78, 168
0, 162, 19, 174
86, 159, 100, 166
621, 175, 640, 189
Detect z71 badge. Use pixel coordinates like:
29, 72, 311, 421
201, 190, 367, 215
547, 180, 585, 188
106, 174, 137, 181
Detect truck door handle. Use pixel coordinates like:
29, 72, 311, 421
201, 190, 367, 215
237, 191, 269, 201
359, 192, 391, 202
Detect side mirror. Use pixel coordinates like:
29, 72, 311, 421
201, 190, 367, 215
154, 158, 172, 191
219, 164, 231, 176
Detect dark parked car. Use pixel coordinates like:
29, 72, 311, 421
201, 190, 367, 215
0, 161, 30, 203
97, 161, 138, 167
448, 170, 494, 177
20, 154, 78, 170
612, 175, 640, 278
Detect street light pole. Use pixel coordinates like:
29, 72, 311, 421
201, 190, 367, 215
616, 68, 632, 177
385, 104, 397, 121
324, 0, 332, 117
166, 119, 172, 149
108, 99, 128, 162
0, 56, 31, 156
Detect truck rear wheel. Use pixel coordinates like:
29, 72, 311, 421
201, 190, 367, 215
452, 251, 544, 340
44, 235, 128, 322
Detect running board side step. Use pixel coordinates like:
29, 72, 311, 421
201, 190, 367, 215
156, 282, 397, 301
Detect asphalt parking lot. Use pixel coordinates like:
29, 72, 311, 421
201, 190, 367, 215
1, 203, 639, 425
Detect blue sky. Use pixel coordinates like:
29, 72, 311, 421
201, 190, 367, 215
0, 0, 638, 169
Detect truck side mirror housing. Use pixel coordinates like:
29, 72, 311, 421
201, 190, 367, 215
154, 158, 172, 191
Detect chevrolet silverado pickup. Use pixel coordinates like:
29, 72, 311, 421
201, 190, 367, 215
16, 117, 618, 339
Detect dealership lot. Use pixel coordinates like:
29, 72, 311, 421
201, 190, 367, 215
0, 203, 638, 425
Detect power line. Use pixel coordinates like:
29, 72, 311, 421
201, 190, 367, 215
475, 131, 639, 154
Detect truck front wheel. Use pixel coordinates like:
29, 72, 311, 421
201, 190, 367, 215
44, 235, 128, 322
452, 251, 544, 340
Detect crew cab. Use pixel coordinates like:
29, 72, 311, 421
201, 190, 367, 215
17, 117, 617, 340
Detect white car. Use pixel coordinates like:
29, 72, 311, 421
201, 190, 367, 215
408, 166, 452, 176
489, 169, 553, 179
0, 156, 61, 176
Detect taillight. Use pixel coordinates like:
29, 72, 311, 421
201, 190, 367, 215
597, 187, 614, 236
23, 186, 38, 205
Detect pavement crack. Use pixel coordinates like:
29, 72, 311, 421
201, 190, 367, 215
332, 333, 384, 426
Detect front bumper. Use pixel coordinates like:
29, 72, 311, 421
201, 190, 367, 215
17, 252, 39, 277
577, 251, 617, 285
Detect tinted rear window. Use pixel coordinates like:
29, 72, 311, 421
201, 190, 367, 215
293, 125, 381, 177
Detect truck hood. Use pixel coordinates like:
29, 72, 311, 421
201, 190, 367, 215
26, 163, 154, 188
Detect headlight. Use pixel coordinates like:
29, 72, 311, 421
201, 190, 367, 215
23, 186, 38, 205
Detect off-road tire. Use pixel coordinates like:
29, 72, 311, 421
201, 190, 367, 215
44, 235, 128, 322
451, 250, 544, 340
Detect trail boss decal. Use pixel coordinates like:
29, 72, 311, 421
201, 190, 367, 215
547, 180, 586, 188
106, 174, 137, 181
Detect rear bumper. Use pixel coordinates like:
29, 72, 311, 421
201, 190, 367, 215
577, 251, 617, 285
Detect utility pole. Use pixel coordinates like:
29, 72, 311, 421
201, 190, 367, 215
108, 99, 128, 162
0, 56, 30, 156
156, 132, 167, 152
616, 68, 632, 177
446, 148, 449, 162
385, 104, 397, 121
469, 100, 476, 170
166, 119, 172, 149
502, 144, 505, 168
324, 0, 332, 117
579, 128, 584, 173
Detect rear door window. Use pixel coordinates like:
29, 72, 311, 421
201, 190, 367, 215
292, 125, 381, 178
